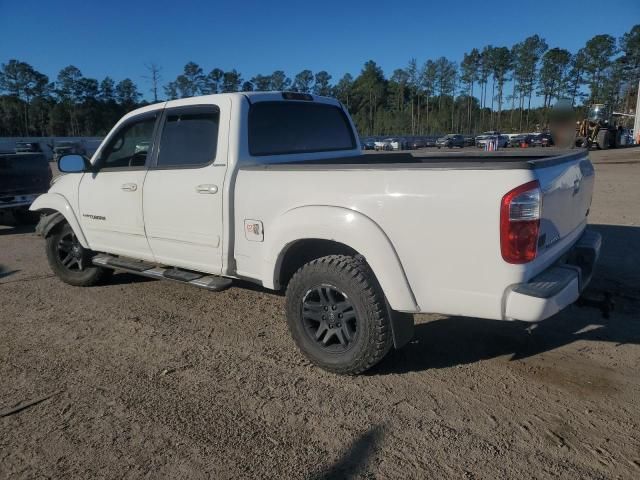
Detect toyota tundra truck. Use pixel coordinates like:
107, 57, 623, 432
30, 91, 600, 374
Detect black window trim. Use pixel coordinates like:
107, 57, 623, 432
248, 101, 357, 157
149, 104, 221, 170
94, 112, 161, 172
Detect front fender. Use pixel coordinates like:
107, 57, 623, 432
30, 193, 89, 248
265, 206, 418, 312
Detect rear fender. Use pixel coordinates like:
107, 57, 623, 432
265, 205, 418, 312
30, 193, 89, 247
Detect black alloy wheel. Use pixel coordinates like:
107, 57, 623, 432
56, 229, 87, 271
301, 284, 358, 352
285, 255, 395, 375
45, 222, 112, 286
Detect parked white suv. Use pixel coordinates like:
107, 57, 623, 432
374, 138, 391, 151
476, 131, 509, 149
32, 92, 600, 374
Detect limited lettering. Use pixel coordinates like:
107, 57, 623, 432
82, 214, 106, 221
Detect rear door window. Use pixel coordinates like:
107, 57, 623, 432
248, 102, 356, 156
156, 106, 220, 168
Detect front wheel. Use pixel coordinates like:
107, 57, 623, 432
46, 223, 112, 286
285, 255, 393, 375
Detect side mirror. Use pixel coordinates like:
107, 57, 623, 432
58, 154, 91, 173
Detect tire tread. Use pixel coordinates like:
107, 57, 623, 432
286, 254, 392, 375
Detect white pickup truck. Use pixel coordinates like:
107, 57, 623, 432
31, 91, 601, 374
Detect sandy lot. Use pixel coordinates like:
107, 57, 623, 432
1, 147, 639, 479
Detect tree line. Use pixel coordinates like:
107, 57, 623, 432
1, 25, 638, 138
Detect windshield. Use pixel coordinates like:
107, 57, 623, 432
588, 104, 608, 122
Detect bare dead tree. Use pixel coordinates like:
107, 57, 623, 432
143, 63, 162, 102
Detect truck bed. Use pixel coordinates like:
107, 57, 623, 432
242, 150, 585, 171
235, 147, 594, 319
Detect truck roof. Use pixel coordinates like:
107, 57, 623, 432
121, 92, 341, 123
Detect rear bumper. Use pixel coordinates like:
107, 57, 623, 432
504, 229, 602, 321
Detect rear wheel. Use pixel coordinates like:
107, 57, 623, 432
285, 255, 393, 375
46, 223, 112, 286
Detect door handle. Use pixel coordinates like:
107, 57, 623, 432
196, 184, 218, 194
121, 183, 138, 192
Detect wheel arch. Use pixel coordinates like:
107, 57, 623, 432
30, 193, 89, 247
277, 238, 358, 289
264, 205, 418, 312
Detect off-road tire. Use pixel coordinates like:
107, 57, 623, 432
46, 223, 112, 287
285, 255, 393, 375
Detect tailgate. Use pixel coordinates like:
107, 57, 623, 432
0, 153, 51, 196
535, 151, 594, 251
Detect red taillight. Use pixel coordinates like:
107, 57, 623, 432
500, 180, 541, 264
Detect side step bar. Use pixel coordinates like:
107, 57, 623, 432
92, 254, 233, 292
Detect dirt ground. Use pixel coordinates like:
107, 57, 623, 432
1, 147, 639, 479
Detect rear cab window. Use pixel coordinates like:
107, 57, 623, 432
248, 101, 356, 157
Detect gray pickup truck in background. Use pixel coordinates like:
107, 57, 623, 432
0, 153, 51, 224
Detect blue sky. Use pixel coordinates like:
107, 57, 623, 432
0, 0, 638, 101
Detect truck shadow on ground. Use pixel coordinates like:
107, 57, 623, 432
374, 302, 640, 375
372, 223, 640, 375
